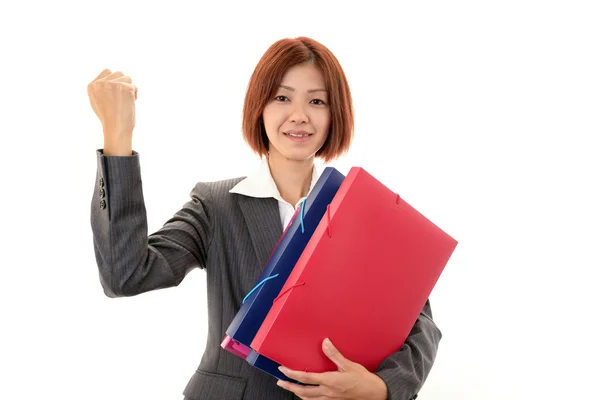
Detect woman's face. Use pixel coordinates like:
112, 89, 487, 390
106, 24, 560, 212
262, 62, 331, 162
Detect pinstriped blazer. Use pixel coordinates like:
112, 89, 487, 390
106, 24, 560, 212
90, 150, 441, 400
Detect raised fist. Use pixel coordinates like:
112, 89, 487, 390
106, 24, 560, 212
87, 69, 138, 155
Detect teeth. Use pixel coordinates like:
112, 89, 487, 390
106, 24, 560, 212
287, 133, 309, 137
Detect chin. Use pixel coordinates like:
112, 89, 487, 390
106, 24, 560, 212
270, 143, 318, 162
268, 134, 328, 160
282, 151, 316, 162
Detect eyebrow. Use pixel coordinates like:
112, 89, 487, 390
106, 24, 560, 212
279, 84, 327, 93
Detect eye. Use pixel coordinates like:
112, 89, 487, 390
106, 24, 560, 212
310, 99, 326, 105
275, 95, 289, 102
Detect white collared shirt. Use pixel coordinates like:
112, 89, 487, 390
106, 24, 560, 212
229, 160, 320, 229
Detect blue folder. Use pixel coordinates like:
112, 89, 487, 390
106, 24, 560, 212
246, 349, 289, 381
222, 166, 345, 380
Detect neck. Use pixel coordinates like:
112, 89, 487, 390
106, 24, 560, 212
267, 152, 314, 207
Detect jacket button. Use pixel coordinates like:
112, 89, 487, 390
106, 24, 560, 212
99, 178, 105, 187
99, 188, 105, 198
100, 199, 106, 209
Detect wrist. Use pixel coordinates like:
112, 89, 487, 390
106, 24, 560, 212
369, 373, 389, 400
103, 138, 133, 156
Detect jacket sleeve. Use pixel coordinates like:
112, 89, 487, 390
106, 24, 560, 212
374, 299, 442, 400
90, 150, 213, 297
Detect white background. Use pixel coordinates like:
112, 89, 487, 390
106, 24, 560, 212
1, 1, 599, 399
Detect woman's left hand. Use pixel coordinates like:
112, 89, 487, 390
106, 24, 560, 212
276, 338, 388, 400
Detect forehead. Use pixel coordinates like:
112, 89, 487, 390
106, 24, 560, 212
280, 63, 326, 89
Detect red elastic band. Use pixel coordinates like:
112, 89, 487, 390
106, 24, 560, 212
273, 282, 306, 303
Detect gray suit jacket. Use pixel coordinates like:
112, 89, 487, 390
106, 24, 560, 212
90, 150, 442, 400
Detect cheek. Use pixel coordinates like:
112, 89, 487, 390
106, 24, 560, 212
261, 112, 274, 136
318, 113, 332, 134
263, 109, 285, 134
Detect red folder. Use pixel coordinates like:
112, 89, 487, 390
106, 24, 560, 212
250, 167, 458, 373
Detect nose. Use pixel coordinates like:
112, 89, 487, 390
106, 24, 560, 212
289, 103, 309, 124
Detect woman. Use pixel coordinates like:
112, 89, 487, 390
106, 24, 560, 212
87, 37, 440, 400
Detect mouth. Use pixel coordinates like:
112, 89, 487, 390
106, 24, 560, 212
284, 131, 313, 138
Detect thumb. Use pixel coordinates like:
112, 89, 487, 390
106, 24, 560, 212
322, 338, 349, 371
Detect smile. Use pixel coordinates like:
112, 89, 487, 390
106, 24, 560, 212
283, 131, 313, 142
285, 133, 312, 137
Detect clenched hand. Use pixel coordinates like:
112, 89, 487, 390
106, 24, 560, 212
87, 68, 138, 156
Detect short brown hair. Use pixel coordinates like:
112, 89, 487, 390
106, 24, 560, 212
242, 37, 354, 163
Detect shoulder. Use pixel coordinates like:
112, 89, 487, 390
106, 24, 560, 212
189, 176, 248, 206
194, 177, 245, 196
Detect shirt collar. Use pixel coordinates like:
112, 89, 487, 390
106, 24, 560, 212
230, 159, 320, 205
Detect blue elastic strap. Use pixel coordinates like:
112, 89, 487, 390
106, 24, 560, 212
300, 197, 307, 233
242, 198, 308, 305
242, 274, 279, 304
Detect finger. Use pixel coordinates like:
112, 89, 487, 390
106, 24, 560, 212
322, 338, 349, 372
92, 68, 112, 81
103, 81, 136, 94
112, 77, 136, 99
119, 82, 137, 98
112, 76, 132, 84
298, 395, 345, 400
99, 71, 125, 82
276, 380, 326, 398
278, 366, 337, 386
297, 396, 333, 400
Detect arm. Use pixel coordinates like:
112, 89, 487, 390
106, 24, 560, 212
91, 150, 212, 297
374, 299, 442, 400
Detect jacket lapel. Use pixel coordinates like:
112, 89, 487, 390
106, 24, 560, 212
237, 195, 283, 269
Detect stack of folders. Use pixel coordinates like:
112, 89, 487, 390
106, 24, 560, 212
222, 166, 458, 381
222, 167, 346, 381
